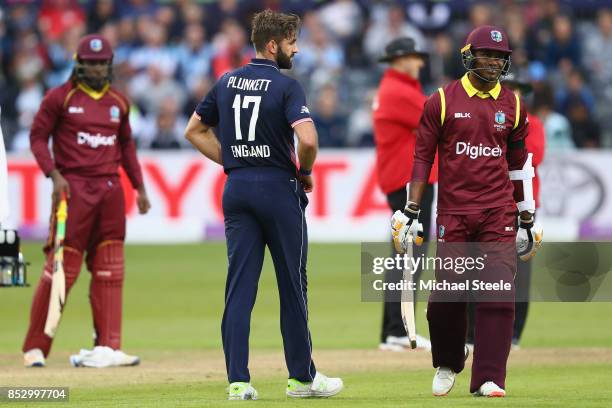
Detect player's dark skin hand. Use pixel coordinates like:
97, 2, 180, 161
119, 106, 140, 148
299, 175, 313, 193
136, 186, 151, 214
49, 169, 70, 207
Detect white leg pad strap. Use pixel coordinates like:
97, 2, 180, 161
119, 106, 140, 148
509, 153, 536, 213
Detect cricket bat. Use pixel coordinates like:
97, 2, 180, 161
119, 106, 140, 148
400, 233, 417, 349
400, 183, 418, 349
44, 195, 68, 337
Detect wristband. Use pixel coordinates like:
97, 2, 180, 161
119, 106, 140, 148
299, 167, 312, 176
404, 201, 420, 215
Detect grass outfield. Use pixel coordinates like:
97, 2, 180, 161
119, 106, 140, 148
1, 243, 611, 406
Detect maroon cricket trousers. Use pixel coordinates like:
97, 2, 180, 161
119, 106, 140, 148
23, 175, 126, 356
427, 205, 516, 393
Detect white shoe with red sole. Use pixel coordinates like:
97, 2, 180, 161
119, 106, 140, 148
473, 381, 506, 397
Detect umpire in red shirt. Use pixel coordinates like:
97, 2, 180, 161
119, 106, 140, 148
373, 37, 436, 351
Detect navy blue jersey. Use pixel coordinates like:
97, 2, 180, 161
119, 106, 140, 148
195, 58, 312, 173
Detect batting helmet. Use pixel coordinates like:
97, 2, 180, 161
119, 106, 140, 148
461, 25, 512, 82
73, 34, 114, 89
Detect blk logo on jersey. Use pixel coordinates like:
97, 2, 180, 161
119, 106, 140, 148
455, 112, 471, 119
68, 106, 84, 114
110, 105, 120, 123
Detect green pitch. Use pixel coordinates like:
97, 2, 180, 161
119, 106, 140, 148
1, 243, 612, 407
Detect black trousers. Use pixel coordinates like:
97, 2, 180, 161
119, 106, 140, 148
381, 184, 434, 342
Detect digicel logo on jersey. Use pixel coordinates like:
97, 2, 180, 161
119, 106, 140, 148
456, 141, 502, 159
77, 131, 117, 148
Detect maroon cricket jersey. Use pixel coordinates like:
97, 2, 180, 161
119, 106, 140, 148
412, 74, 528, 214
30, 81, 143, 188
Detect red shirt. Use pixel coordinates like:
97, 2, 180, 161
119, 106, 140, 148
412, 74, 528, 214
525, 113, 545, 208
30, 81, 143, 188
373, 69, 438, 195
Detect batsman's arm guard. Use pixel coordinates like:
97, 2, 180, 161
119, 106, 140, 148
509, 153, 543, 260
509, 152, 536, 214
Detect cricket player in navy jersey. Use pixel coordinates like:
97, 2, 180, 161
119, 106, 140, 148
184, 9, 343, 401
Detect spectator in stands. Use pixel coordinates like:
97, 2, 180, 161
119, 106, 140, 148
312, 84, 347, 148
347, 88, 375, 147
204, 0, 245, 39
533, 83, 575, 150
150, 98, 186, 150
583, 9, 612, 93
117, 0, 158, 20
525, 0, 559, 62
38, 0, 85, 42
155, 4, 183, 43
450, 1, 495, 56
183, 76, 212, 119
364, 5, 425, 63
12, 51, 45, 152
180, 1, 206, 27
556, 69, 596, 117
87, 0, 117, 33
429, 33, 464, 86
211, 18, 253, 79
44, 25, 83, 88
113, 18, 137, 65
318, 0, 364, 44
566, 98, 601, 148
177, 23, 213, 89
583, 8, 612, 146
294, 16, 344, 79
544, 14, 581, 70
504, 6, 529, 68
129, 19, 177, 78
129, 64, 186, 116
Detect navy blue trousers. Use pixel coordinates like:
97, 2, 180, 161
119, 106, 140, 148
221, 167, 316, 383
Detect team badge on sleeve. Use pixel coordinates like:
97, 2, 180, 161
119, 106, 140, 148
110, 105, 120, 123
300, 106, 310, 114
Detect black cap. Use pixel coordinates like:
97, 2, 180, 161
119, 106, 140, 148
378, 37, 427, 63
503, 71, 533, 94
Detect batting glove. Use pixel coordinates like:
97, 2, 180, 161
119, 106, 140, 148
391, 202, 424, 254
516, 214, 543, 261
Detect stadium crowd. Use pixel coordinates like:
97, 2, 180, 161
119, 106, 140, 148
1, 0, 610, 151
